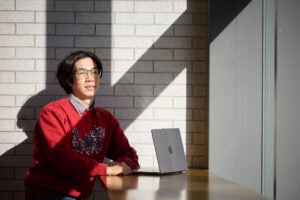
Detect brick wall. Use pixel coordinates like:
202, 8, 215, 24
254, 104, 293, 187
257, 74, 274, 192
0, 0, 208, 199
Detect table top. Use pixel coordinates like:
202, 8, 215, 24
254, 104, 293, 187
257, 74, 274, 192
100, 169, 263, 200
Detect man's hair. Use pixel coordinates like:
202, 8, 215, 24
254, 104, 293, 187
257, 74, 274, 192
56, 50, 103, 94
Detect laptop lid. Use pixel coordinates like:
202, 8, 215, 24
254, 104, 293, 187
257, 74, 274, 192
151, 128, 188, 174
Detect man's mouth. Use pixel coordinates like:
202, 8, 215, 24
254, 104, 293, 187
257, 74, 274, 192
85, 85, 96, 90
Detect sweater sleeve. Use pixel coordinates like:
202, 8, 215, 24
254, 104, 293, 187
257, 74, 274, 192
34, 107, 108, 178
105, 114, 140, 170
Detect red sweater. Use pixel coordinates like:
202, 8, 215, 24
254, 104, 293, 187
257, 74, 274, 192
24, 97, 139, 198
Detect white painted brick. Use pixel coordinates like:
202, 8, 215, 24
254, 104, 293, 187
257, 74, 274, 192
186, 144, 206, 156
16, 106, 35, 120
36, 12, 74, 23
93, 49, 111, 60
174, 1, 188, 12
153, 37, 192, 48
115, 108, 153, 120
186, 72, 207, 85
95, 96, 133, 108
0, 72, 15, 83
0, 144, 15, 156
0, 48, 15, 58
0, 167, 14, 179
0, 132, 28, 144
111, 25, 135, 36
15, 143, 34, 155
35, 59, 59, 72
176, 97, 205, 109
113, 37, 153, 48
136, 25, 173, 36
126, 131, 152, 144
16, 24, 52, 35
115, 85, 153, 96
16, 0, 48, 11
0, 60, 35, 71
182, 121, 204, 133
133, 144, 155, 156
155, 13, 183, 24
134, 120, 173, 131
134, 97, 173, 108
0, 12, 34, 22
112, 1, 134, 12
112, 60, 153, 72
0, 96, 15, 106
0, 24, 14, 34
75, 36, 111, 48
36, 36, 74, 47
36, 84, 65, 95
193, 109, 206, 121
155, 13, 193, 25
0, 36, 34, 47
115, 13, 154, 24
94, 1, 111, 12
16, 119, 36, 132
111, 48, 134, 60
175, 25, 207, 37
135, 1, 173, 13
55, 48, 94, 59
16, 72, 55, 83
0, 120, 14, 131
16, 48, 55, 59
95, 25, 111, 36
185, 1, 207, 13
55, 1, 94, 12
154, 108, 192, 120
0, 84, 35, 95
154, 84, 189, 97
135, 49, 173, 60
118, 119, 135, 131
111, 72, 134, 84
17, 95, 55, 108
15, 95, 31, 107
193, 85, 207, 97
192, 133, 206, 145
193, 61, 208, 73
154, 61, 192, 72
137, 155, 156, 167
174, 49, 205, 61
172, 97, 186, 108
0, 1, 14, 10
0, 155, 32, 167
135, 73, 173, 84
15, 167, 29, 179
76, 13, 111, 24
56, 24, 95, 35
172, 69, 187, 84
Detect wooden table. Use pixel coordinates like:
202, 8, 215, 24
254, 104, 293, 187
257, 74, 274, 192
99, 169, 263, 200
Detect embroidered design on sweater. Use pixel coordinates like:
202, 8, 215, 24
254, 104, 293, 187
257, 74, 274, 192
72, 126, 105, 155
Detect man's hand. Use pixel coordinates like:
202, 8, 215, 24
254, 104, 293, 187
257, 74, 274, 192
106, 162, 132, 176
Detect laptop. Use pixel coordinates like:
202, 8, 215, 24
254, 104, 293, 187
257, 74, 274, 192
133, 128, 188, 175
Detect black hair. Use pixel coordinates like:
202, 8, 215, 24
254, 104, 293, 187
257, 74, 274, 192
56, 50, 103, 94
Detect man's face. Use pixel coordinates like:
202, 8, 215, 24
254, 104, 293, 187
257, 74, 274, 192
70, 57, 100, 101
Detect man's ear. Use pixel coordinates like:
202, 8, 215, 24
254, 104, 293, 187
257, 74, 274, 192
67, 79, 73, 87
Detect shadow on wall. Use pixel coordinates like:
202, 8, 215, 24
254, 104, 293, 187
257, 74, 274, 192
209, 0, 252, 42
0, 0, 208, 199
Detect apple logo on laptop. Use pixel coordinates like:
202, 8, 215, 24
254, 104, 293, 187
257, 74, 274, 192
168, 146, 173, 154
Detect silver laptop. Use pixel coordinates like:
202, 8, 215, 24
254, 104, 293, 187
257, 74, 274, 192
133, 128, 188, 174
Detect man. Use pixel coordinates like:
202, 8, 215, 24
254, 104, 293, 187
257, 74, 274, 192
25, 50, 139, 200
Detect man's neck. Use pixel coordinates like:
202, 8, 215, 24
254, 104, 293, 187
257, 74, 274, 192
71, 94, 95, 109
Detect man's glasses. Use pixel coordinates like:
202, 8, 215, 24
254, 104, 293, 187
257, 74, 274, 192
74, 68, 101, 80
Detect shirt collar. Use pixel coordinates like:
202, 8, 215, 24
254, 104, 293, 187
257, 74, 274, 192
69, 94, 95, 116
